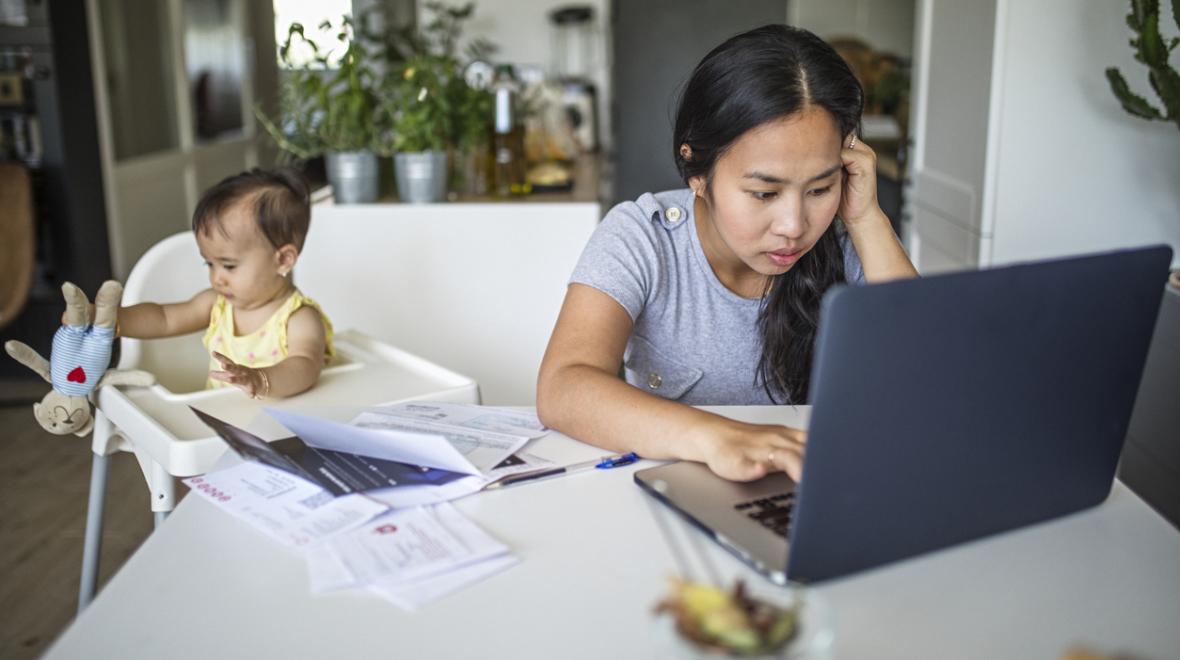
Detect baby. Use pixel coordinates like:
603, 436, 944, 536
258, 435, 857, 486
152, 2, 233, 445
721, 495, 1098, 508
113, 168, 335, 398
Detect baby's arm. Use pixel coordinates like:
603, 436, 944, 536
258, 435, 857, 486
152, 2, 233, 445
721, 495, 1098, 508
117, 289, 218, 338
209, 306, 326, 398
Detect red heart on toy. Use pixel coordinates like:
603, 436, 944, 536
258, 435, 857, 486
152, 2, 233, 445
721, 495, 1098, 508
67, 367, 86, 384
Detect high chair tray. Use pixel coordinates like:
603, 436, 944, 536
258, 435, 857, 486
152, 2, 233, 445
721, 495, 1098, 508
93, 330, 480, 477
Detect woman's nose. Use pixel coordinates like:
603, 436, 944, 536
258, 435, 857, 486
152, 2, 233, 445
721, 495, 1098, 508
770, 196, 806, 239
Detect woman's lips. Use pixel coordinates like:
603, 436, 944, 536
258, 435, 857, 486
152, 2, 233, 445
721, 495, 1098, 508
766, 248, 803, 267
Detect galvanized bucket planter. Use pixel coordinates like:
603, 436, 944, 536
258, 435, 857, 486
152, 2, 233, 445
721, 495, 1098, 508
394, 150, 447, 203
325, 151, 379, 203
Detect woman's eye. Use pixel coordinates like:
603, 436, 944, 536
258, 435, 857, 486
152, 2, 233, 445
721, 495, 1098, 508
203, 261, 212, 268
807, 186, 833, 197
224, 265, 235, 271
751, 191, 778, 201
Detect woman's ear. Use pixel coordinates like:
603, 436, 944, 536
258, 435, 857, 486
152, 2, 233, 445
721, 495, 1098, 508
680, 144, 706, 198
275, 244, 299, 277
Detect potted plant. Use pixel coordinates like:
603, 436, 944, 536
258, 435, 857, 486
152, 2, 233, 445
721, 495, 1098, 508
371, 2, 496, 202
257, 16, 391, 203
383, 55, 454, 203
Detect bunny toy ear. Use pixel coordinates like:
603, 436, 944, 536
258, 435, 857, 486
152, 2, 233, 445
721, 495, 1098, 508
4, 340, 51, 384
61, 282, 91, 327
93, 280, 123, 329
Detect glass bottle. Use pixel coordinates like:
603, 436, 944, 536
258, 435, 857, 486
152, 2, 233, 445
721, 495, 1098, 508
491, 64, 530, 197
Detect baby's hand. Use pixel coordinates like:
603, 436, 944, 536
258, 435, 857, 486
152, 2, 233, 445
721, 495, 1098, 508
209, 352, 268, 399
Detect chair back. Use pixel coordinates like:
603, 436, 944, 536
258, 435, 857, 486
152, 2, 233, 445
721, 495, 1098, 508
120, 232, 210, 392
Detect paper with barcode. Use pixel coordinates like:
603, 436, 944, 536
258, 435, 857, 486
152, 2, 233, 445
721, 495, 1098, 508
184, 462, 388, 547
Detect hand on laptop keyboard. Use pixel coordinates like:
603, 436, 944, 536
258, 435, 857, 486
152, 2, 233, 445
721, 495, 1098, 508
698, 420, 806, 482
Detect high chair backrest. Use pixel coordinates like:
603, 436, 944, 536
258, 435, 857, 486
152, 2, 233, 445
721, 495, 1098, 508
120, 232, 210, 393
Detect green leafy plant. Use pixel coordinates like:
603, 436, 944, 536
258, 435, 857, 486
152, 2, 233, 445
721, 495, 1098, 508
383, 56, 455, 153
370, 2, 496, 154
1105, 0, 1180, 131
256, 16, 391, 159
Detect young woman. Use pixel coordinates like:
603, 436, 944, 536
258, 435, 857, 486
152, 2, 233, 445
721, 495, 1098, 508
536, 25, 917, 483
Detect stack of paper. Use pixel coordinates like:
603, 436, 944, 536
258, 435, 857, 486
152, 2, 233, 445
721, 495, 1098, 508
307, 503, 518, 610
182, 402, 547, 609
185, 462, 389, 548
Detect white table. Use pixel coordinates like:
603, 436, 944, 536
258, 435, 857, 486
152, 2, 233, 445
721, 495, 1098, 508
46, 407, 1180, 659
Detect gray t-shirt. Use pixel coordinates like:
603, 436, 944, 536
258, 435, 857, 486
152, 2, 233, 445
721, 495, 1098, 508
569, 188, 864, 405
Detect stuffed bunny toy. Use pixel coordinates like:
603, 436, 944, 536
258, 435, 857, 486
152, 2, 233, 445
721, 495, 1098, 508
5, 280, 154, 436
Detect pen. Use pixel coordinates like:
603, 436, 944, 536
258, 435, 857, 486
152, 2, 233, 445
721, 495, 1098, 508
483, 452, 642, 491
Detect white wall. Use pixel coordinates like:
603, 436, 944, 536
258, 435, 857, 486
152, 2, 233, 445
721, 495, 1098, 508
422, 0, 612, 150
987, 1, 1180, 267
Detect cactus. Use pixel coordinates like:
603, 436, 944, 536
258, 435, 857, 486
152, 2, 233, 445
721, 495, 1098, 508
1105, 0, 1180, 131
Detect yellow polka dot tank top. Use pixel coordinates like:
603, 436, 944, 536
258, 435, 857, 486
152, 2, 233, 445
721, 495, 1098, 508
201, 289, 335, 389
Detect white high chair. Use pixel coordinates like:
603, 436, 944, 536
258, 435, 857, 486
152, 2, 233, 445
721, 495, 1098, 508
80, 232, 480, 612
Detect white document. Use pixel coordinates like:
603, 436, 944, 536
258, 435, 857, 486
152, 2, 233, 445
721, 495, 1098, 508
368, 554, 520, 611
315, 502, 511, 590
369, 402, 548, 438
364, 476, 484, 509
361, 451, 557, 509
265, 407, 484, 476
184, 462, 388, 548
350, 411, 528, 474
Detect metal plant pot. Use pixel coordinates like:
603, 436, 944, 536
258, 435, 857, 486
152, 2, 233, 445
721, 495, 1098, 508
325, 151, 379, 204
394, 150, 447, 203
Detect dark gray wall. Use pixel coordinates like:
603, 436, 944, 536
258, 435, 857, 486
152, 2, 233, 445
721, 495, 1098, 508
610, 0, 785, 206
1119, 287, 1180, 529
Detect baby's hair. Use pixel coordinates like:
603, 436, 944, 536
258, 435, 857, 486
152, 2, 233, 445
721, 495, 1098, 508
192, 168, 311, 251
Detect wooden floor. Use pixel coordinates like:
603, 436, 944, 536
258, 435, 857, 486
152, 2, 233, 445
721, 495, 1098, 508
0, 381, 157, 659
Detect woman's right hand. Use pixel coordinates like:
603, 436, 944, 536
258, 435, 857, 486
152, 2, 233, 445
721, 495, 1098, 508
696, 419, 807, 482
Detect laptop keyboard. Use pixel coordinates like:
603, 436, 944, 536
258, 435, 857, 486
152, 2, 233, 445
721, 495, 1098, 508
734, 492, 795, 537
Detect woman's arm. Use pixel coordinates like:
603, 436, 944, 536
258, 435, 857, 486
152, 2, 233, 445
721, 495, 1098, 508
209, 306, 326, 398
118, 289, 219, 338
838, 138, 919, 283
537, 284, 806, 481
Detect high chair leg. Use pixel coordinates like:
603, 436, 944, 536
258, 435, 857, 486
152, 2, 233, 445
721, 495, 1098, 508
78, 451, 109, 614
148, 459, 176, 523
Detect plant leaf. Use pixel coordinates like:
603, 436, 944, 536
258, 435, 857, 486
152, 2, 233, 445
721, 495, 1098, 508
1139, 14, 1167, 65
1131, 0, 1159, 30
1148, 65, 1180, 120
1106, 67, 1164, 119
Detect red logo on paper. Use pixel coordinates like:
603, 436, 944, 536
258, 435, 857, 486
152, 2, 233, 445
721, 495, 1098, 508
67, 367, 86, 384
374, 524, 398, 535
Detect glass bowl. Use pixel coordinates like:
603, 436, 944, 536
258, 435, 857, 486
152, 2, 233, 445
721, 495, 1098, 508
652, 581, 835, 659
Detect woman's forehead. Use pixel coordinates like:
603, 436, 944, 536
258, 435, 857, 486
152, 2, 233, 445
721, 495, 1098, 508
718, 107, 843, 181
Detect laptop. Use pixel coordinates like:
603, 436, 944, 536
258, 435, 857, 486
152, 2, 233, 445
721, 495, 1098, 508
635, 245, 1173, 584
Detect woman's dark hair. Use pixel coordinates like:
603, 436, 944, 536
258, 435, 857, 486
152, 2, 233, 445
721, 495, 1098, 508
192, 168, 312, 251
673, 24, 864, 404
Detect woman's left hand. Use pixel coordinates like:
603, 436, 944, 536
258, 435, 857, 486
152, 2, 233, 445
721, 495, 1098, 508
838, 134, 882, 226
209, 351, 267, 398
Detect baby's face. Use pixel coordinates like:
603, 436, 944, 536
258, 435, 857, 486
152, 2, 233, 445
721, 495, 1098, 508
196, 202, 290, 311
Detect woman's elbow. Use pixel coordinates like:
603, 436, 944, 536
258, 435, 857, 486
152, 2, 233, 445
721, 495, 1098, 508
535, 364, 564, 429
